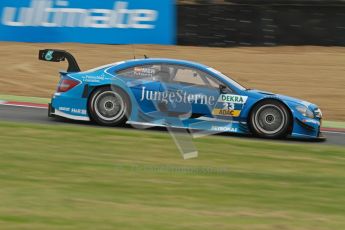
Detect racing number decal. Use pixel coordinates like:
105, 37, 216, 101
45, 51, 54, 61
212, 94, 248, 117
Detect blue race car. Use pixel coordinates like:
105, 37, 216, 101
39, 49, 324, 140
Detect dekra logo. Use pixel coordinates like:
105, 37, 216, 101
2, 0, 158, 29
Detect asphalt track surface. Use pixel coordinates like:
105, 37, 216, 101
0, 104, 344, 147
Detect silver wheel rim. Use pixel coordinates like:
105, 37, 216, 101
93, 91, 126, 121
254, 104, 286, 135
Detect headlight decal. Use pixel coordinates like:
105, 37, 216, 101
296, 105, 314, 119
314, 108, 323, 118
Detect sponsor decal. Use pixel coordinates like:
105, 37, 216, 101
140, 86, 216, 105
72, 108, 87, 115
212, 109, 241, 117
134, 67, 156, 77
138, 89, 246, 117
82, 75, 105, 83
211, 126, 237, 132
58, 106, 70, 112
218, 94, 248, 104
58, 107, 87, 115
2, 0, 158, 29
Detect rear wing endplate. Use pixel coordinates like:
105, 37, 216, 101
38, 49, 81, 72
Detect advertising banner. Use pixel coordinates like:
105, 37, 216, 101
0, 0, 175, 44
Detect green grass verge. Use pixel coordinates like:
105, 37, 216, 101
0, 94, 50, 104
0, 121, 344, 230
323, 121, 345, 129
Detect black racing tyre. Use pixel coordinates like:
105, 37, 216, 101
88, 86, 131, 126
249, 100, 291, 139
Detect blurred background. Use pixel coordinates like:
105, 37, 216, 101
178, 0, 345, 46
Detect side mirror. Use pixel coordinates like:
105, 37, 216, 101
219, 84, 227, 94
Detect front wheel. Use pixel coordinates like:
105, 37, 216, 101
88, 87, 130, 126
249, 100, 291, 139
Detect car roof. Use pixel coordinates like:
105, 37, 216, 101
113, 58, 210, 71
83, 58, 211, 73
125, 58, 207, 66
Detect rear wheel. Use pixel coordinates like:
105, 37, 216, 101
88, 87, 130, 126
249, 100, 291, 138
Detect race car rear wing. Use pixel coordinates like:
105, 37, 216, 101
38, 49, 81, 72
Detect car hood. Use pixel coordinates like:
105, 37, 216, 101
247, 89, 318, 110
